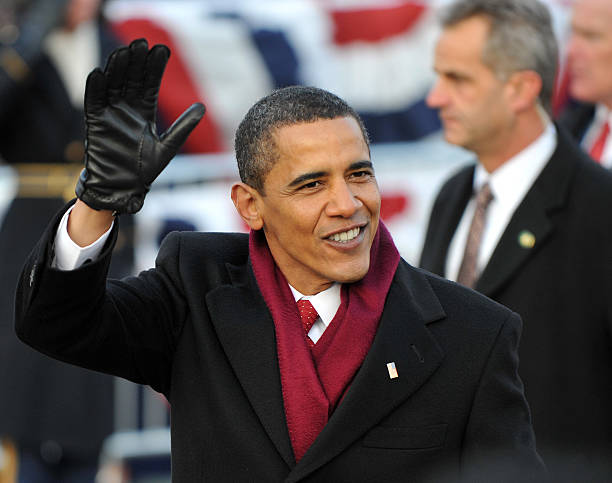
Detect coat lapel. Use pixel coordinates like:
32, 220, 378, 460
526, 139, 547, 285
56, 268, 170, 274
286, 263, 446, 482
205, 261, 294, 467
420, 165, 474, 276
476, 128, 576, 297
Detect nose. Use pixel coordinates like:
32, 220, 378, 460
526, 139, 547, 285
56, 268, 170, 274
426, 79, 446, 109
326, 180, 362, 218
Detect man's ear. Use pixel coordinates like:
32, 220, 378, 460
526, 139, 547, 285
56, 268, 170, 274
231, 182, 264, 230
505, 70, 542, 113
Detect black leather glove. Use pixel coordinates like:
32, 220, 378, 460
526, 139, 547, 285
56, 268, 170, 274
76, 38, 205, 214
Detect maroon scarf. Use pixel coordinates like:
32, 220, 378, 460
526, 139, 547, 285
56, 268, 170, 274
249, 222, 400, 462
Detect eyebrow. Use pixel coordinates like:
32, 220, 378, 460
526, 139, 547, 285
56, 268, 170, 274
288, 171, 327, 188
287, 160, 373, 188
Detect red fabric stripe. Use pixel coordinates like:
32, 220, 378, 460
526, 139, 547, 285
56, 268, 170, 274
111, 18, 225, 153
330, 3, 426, 45
552, 64, 571, 118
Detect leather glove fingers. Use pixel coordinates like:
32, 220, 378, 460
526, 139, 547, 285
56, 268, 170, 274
76, 38, 205, 214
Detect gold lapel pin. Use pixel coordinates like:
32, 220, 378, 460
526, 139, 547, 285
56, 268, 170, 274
387, 362, 399, 379
518, 230, 536, 249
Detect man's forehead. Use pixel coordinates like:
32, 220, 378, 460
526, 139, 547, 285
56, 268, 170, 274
265, 118, 370, 178
573, 0, 612, 23
271, 117, 367, 150
437, 20, 488, 59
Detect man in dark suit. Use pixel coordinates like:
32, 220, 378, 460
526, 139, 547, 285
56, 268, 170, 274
419, 1, 612, 481
14, 38, 545, 482
558, 0, 612, 168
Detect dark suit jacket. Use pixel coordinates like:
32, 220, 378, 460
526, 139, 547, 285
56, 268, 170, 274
558, 101, 595, 146
14, 202, 544, 482
420, 126, 612, 481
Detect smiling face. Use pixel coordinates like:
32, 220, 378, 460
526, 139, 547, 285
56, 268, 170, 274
567, 0, 612, 108
426, 16, 514, 160
246, 116, 380, 294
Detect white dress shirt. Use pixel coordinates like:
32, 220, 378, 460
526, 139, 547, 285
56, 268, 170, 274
581, 103, 612, 169
53, 208, 342, 343
44, 21, 100, 109
289, 283, 341, 344
52, 205, 113, 270
445, 122, 557, 282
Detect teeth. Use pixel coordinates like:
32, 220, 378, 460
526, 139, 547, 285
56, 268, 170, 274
329, 227, 360, 243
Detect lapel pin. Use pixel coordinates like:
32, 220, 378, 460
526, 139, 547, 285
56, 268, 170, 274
387, 362, 399, 379
518, 230, 536, 249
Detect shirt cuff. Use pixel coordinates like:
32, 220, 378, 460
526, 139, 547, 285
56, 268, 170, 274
52, 205, 114, 271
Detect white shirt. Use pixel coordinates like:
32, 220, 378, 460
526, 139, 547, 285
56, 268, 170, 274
445, 122, 557, 282
44, 21, 100, 109
581, 104, 612, 169
53, 205, 113, 270
53, 209, 342, 343
289, 283, 341, 344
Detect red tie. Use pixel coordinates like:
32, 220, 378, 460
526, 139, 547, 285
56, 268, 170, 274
589, 122, 610, 163
297, 299, 318, 347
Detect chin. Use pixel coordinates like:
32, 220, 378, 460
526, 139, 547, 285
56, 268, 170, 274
569, 84, 595, 104
332, 262, 371, 285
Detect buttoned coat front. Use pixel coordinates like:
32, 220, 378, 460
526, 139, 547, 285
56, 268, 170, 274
15, 203, 543, 482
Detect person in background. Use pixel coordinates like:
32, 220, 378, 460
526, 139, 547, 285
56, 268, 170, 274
13, 38, 545, 482
0, 1, 132, 481
420, 0, 612, 481
559, 0, 612, 168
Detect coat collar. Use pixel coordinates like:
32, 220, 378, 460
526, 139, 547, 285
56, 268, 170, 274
206, 258, 446, 480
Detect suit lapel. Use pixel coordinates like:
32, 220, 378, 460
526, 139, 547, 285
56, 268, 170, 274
476, 194, 552, 296
205, 262, 294, 467
286, 264, 446, 482
476, 127, 576, 297
421, 165, 474, 276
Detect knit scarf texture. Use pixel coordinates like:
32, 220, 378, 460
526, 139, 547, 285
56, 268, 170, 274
248, 222, 400, 463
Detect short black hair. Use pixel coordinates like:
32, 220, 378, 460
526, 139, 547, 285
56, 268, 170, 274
234, 86, 369, 193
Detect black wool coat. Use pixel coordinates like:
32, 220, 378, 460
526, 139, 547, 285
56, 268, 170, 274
15, 203, 545, 482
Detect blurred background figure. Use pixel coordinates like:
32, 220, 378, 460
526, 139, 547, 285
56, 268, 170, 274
0, 1, 133, 481
559, 0, 612, 168
419, 0, 612, 481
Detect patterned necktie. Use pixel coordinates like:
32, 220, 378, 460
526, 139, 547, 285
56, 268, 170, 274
456, 182, 494, 288
589, 122, 609, 163
297, 299, 318, 347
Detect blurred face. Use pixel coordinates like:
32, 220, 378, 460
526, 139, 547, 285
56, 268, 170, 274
255, 117, 380, 295
567, 0, 612, 107
426, 16, 514, 157
64, 0, 102, 31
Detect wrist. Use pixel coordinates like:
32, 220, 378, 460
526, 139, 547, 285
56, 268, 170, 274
67, 199, 115, 247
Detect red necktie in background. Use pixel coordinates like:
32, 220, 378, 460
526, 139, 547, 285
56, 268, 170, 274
589, 122, 610, 163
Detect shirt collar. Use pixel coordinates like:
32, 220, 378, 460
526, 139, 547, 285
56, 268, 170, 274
289, 283, 342, 328
594, 103, 612, 126
474, 121, 556, 207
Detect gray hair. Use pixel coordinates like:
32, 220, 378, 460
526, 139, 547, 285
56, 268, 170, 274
440, 0, 558, 114
234, 85, 369, 194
